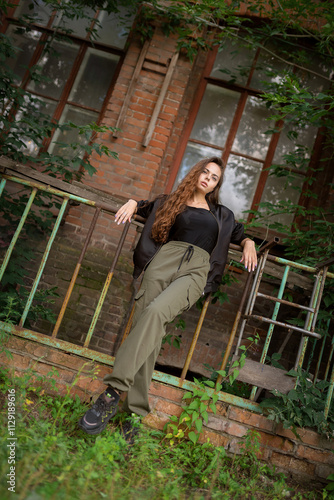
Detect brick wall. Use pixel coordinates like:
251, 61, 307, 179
2, 335, 333, 485
83, 28, 193, 203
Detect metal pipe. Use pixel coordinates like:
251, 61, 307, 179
52, 207, 101, 338
247, 315, 322, 339
19, 197, 69, 327
0, 187, 37, 281
294, 272, 321, 370
324, 337, 334, 382
256, 292, 315, 313
296, 271, 324, 369
267, 254, 334, 279
84, 221, 131, 347
179, 294, 211, 384
248, 252, 269, 316
313, 317, 330, 383
310, 266, 328, 332
324, 359, 334, 420
1, 174, 120, 216
0, 177, 6, 197
260, 265, 290, 364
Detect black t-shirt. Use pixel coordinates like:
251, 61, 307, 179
168, 206, 219, 254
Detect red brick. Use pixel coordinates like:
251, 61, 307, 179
75, 376, 105, 394
155, 399, 182, 417
215, 401, 229, 416
46, 351, 96, 374
149, 382, 185, 403
149, 139, 165, 149
228, 406, 275, 432
206, 415, 248, 437
4, 337, 27, 351
144, 411, 170, 431
198, 429, 229, 447
34, 362, 74, 384
276, 424, 334, 450
94, 364, 113, 380
59, 384, 92, 403
0, 351, 30, 370
296, 445, 334, 465
270, 452, 316, 477
148, 147, 164, 157
258, 431, 294, 452
162, 105, 178, 116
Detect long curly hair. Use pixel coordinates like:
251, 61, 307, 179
151, 156, 224, 243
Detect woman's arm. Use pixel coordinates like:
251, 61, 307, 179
115, 199, 137, 225
240, 238, 257, 272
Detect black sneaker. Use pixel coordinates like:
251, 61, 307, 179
78, 387, 120, 435
120, 413, 141, 445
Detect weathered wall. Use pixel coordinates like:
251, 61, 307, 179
1, 23, 331, 378
2, 336, 333, 485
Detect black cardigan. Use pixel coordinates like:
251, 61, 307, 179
133, 196, 246, 293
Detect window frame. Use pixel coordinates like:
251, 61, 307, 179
1, 0, 128, 153
166, 43, 325, 234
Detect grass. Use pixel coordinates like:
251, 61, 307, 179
0, 366, 329, 500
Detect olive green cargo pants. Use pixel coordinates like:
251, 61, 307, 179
103, 241, 210, 416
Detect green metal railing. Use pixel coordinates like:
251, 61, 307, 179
1, 171, 333, 419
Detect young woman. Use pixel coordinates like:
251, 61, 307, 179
79, 156, 257, 438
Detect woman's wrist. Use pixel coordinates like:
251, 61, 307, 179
128, 199, 138, 212
241, 238, 254, 247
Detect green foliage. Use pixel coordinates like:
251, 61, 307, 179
325, 473, 334, 493
265, 352, 286, 370
164, 334, 259, 445
260, 368, 334, 438
0, 365, 322, 499
0, 286, 59, 325
203, 333, 260, 399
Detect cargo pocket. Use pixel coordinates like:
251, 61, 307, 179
185, 282, 203, 311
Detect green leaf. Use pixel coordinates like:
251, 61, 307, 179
287, 389, 299, 401
195, 419, 203, 433
191, 411, 199, 423
188, 431, 198, 445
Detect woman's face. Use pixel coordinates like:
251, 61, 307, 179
196, 162, 221, 195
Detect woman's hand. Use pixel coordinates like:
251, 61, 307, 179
115, 199, 137, 225
240, 238, 257, 272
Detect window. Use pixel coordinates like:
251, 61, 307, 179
172, 38, 331, 227
2, 0, 134, 157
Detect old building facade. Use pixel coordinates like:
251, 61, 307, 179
1, 0, 333, 377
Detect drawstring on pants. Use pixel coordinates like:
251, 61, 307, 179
177, 245, 194, 271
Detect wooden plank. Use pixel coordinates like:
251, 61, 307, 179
113, 40, 150, 138
230, 356, 296, 394
142, 51, 179, 147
